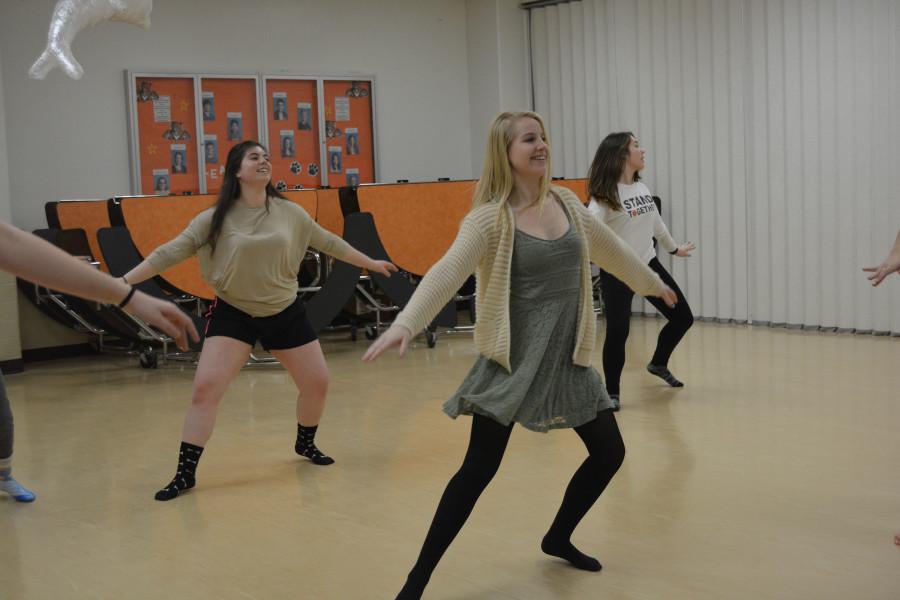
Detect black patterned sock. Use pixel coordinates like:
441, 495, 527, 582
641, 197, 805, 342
154, 441, 204, 501
295, 424, 334, 465
647, 364, 684, 387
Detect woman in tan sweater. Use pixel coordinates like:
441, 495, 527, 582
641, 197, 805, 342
123, 141, 396, 501
363, 112, 676, 599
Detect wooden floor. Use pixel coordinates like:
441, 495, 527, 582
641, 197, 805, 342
1, 318, 898, 599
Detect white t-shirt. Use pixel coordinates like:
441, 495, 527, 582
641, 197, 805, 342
587, 181, 678, 264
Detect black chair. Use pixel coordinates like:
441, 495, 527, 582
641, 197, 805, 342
19, 229, 158, 353
348, 212, 456, 347
97, 226, 206, 364
304, 213, 366, 333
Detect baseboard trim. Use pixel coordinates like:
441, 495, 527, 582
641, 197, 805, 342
22, 343, 96, 364
0, 358, 24, 374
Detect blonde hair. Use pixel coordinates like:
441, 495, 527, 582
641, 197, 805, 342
472, 111, 552, 212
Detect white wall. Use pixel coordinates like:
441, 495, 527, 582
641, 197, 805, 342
0, 44, 23, 363
465, 0, 530, 175
0, 0, 474, 231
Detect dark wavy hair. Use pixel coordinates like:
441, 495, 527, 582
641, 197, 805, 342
586, 131, 641, 211
203, 140, 286, 253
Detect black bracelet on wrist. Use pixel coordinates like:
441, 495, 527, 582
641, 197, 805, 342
121, 275, 129, 285
118, 285, 137, 309
669, 248, 678, 255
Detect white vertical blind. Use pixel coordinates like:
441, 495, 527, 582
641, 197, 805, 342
529, 0, 900, 334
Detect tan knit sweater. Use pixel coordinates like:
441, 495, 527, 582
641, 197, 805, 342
147, 198, 352, 317
392, 186, 667, 371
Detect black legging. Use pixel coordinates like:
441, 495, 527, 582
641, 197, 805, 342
397, 410, 625, 599
600, 257, 693, 396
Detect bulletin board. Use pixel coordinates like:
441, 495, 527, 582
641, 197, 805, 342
131, 76, 200, 195
322, 79, 376, 188
128, 72, 376, 195
199, 77, 260, 194
264, 78, 321, 190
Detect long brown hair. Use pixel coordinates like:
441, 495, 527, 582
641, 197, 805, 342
203, 141, 286, 253
586, 131, 640, 211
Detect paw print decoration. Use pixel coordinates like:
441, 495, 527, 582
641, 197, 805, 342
275, 180, 287, 191
290, 161, 302, 174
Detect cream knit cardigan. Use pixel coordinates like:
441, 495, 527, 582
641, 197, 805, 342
392, 186, 666, 371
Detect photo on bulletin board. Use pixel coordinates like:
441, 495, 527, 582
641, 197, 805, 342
227, 113, 243, 141
328, 146, 342, 173
202, 92, 215, 121
272, 92, 288, 121
297, 102, 312, 130
346, 128, 359, 155
280, 130, 296, 158
346, 168, 359, 188
152, 169, 170, 194
171, 145, 187, 173
204, 135, 218, 164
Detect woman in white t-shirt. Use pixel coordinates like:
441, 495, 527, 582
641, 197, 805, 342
587, 132, 695, 410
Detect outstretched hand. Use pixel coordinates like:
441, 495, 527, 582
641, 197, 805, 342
362, 325, 411, 362
369, 260, 399, 277
125, 292, 200, 351
675, 242, 696, 257
862, 255, 900, 287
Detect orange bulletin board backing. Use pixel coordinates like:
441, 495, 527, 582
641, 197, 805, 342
119, 194, 216, 299
200, 78, 259, 194
323, 80, 374, 187
134, 77, 200, 196
265, 79, 321, 190
357, 181, 476, 275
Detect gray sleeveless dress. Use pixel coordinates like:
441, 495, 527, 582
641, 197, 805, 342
443, 214, 613, 432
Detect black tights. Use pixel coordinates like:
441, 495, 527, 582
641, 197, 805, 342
396, 410, 625, 599
600, 257, 693, 396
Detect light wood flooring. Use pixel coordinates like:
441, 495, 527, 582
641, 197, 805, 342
1, 318, 899, 599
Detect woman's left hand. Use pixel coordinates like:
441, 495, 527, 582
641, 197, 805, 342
368, 259, 399, 277
675, 242, 696, 257
660, 285, 678, 308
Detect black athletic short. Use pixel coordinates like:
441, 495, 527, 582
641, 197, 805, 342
204, 296, 317, 350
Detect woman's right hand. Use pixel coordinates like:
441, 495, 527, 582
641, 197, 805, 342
362, 325, 411, 362
675, 241, 696, 257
